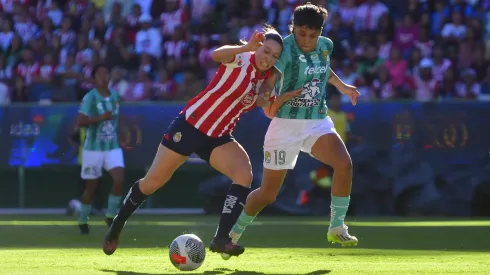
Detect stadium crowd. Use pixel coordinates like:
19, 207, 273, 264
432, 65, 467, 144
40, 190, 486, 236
0, 0, 489, 104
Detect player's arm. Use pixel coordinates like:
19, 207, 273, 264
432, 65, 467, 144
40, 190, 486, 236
77, 95, 110, 127
261, 72, 302, 118
211, 45, 250, 64
260, 73, 278, 118
327, 68, 347, 90
212, 31, 263, 63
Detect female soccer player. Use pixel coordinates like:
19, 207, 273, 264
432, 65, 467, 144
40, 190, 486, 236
102, 28, 288, 257
77, 64, 125, 235
228, 3, 361, 250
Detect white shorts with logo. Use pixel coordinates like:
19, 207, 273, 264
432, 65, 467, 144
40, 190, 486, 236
81, 148, 125, 179
263, 117, 338, 170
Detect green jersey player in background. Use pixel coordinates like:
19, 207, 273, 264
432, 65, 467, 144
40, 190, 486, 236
226, 2, 360, 254
77, 64, 125, 234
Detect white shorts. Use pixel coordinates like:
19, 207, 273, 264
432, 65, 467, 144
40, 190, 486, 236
263, 117, 338, 170
81, 148, 125, 179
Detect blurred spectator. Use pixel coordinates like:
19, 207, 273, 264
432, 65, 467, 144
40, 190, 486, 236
413, 58, 437, 101
135, 13, 161, 58
109, 67, 129, 98
124, 70, 152, 101
153, 67, 177, 101
455, 68, 480, 99
0, 0, 487, 104
384, 47, 408, 89
355, 0, 388, 31
0, 80, 9, 104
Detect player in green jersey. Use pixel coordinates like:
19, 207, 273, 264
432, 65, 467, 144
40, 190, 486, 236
76, 64, 125, 234
224, 3, 360, 256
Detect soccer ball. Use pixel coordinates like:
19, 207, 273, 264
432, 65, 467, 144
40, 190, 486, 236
169, 234, 206, 271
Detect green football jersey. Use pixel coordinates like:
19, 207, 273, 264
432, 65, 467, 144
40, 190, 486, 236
79, 88, 120, 151
274, 34, 334, 119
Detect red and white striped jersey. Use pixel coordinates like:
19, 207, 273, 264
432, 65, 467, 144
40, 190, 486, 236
182, 52, 274, 138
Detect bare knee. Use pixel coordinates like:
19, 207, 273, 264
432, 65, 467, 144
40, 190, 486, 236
229, 169, 253, 188
140, 172, 173, 195
332, 156, 352, 174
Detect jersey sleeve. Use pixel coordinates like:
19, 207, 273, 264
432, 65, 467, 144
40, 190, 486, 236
79, 93, 93, 116
223, 53, 245, 68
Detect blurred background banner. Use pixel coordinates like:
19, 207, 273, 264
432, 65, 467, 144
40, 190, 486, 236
1, 101, 490, 168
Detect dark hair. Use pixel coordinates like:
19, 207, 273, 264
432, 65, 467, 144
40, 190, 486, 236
91, 64, 107, 78
292, 2, 328, 30
265, 32, 283, 47
240, 24, 283, 48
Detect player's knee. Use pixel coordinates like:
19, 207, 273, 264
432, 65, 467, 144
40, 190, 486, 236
333, 155, 352, 174
139, 174, 170, 195
229, 169, 253, 188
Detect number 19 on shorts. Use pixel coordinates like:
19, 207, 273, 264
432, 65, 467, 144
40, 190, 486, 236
264, 150, 286, 165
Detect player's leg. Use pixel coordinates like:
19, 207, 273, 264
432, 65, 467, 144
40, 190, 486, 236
228, 119, 303, 247
206, 140, 252, 256
104, 148, 125, 227
103, 144, 188, 255
230, 167, 288, 240
79, 150, 104, 234
103, 116, 195, 255
304, 118, 357, 246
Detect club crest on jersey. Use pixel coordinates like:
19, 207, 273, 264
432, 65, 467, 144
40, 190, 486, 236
241, 91, 256, 106
264, 151, 271, 163
236, 55, 244, 67
173, 132, 182, 142
323, 50, 330, 61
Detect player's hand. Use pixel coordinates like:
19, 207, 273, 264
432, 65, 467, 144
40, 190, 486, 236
244, 31, 265, 52
101, 111, 113, 121
256, 90, 272, 107
339, 84, 360, 106
279, 88, 303, 103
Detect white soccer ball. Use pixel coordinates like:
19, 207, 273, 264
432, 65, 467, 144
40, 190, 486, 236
169, 234, 206, 271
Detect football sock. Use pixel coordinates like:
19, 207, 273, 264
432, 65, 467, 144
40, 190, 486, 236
78, 203, 92, 224
106, 194, 122, 218
231, 211, 256, 234
215, 184, 250, 238
329, 195, 350, 229
114, 181, 148, 223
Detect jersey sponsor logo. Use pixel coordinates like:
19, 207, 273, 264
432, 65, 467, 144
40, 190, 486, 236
311, 54, 321, 63
304, 65, 328, 75
299, 54, 321, 63
287, 78, 322, 107
96, 121, 117, 142
173, 132, 182, 142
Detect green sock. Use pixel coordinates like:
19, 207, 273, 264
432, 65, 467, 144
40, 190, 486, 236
329, 195, 350, 229
232, 211, 256, 234
78, 204, 92, 225
106, 195, 122, 218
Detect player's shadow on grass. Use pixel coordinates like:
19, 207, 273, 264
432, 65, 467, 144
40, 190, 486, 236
99, 268, 331, 275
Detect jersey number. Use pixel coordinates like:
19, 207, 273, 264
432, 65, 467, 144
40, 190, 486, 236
274, 150, 286, 165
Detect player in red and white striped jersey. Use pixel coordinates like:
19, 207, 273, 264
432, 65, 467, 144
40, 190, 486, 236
182, 50, 272, 137
103, 27, 284, 257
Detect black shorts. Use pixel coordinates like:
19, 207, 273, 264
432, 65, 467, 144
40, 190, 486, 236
161, 114, 234, 163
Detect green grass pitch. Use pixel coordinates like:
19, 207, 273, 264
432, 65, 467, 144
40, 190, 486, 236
1, 215, 490, 274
